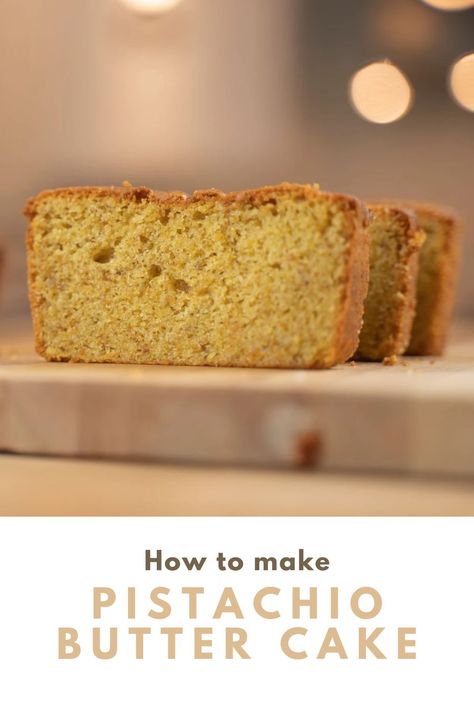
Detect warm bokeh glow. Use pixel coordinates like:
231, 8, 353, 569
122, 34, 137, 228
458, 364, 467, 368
119, 0, 183, 14
349, 61, 413, 124
421, 0, 474, 9
373, 1, 439, 55
449, 53, 474, 111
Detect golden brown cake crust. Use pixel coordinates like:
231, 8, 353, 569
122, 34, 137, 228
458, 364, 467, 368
333, 199, 370, 364
357, 204, 425, 361
25, 181, 365, 217
0, 243, 4, 303
25, 182, 369, 368
401, 202, 462, 356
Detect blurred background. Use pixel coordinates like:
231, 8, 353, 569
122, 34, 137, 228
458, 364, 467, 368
0, 0, 473, 319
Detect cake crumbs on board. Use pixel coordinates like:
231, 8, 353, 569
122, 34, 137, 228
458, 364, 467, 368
383, 355, 398, 366
382, 355, 411, 367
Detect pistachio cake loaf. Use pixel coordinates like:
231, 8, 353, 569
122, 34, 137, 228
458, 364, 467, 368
356, 205, 425, 361
404, 203, 461, 356
25, 183, 369, 368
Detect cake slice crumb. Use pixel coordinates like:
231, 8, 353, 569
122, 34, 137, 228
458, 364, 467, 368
24, 182, 369, 368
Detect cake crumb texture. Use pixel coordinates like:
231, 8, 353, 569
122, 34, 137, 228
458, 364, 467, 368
25, 183, 369, 368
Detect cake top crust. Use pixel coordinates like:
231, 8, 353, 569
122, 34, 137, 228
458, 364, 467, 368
376, 199, 461, 230
24, 182, 369, 226
367, 202, 420, 235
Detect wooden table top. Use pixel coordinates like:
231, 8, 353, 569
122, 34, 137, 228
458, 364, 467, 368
1, 454, 474, 516
1, 320, 474, 515
1, 322, 474, 476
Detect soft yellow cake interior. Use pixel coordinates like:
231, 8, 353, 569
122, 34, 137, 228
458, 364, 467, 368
26, 185, 368, 368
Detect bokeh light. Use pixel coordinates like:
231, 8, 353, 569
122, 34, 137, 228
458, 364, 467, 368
449, 52, 474, 111
421, 0, 474, 10
349, 61, 414, 124
119, 0, 183, 15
